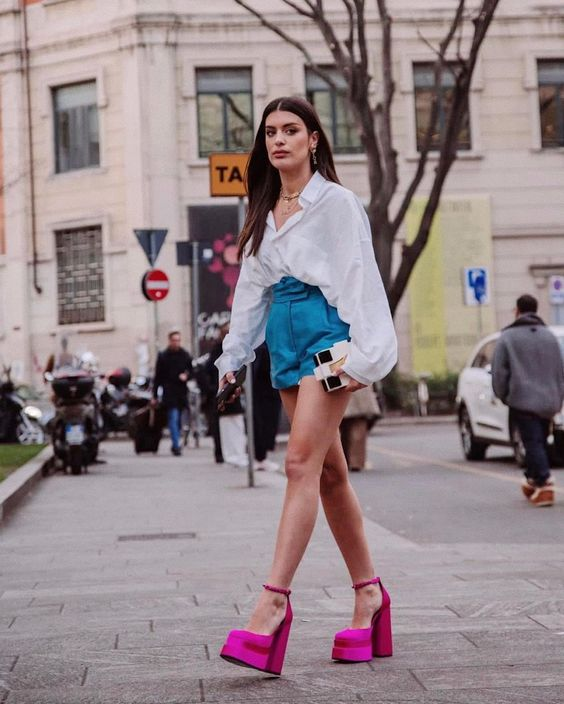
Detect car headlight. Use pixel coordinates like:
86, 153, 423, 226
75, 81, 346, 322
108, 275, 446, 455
24, 405, 42, 420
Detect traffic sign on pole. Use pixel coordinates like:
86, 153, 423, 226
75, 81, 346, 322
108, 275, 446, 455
134, 229, 168, 267
463, 267, 490, 306
141, 269, 170, 301
209, 153, 249, 197
176, 241, 214, 267
549, 276, 564, 305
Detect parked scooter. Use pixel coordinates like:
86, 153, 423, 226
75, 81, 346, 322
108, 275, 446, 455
0, 369, 45, 445
100, 367, 132, 435
47, 368, 99, 475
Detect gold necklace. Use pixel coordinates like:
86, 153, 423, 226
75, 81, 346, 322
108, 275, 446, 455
280, 188, 301, 202
279, 188, 302, 216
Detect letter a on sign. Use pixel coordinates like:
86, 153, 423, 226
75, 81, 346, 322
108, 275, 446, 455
209, 153, 249, 197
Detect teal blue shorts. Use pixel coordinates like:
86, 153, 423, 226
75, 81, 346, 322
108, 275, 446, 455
265, 277, 350, 390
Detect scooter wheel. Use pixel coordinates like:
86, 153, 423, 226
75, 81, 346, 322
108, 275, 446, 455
69, 446, 83, 475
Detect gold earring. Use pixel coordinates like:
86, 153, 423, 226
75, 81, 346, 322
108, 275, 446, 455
311, 147, 317, 166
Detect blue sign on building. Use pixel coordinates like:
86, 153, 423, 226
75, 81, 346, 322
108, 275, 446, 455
463, 267, 490, 306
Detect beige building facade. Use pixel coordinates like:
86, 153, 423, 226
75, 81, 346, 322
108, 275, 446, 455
0, 0, 563, 383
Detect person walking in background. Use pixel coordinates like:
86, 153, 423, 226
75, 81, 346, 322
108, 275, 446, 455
152, 329, 192, 457
492, 294, 564, 507
340, 385, 381, 472
204, 323, 247, 468
215, 96, 397, 675
253, 342, 281, 472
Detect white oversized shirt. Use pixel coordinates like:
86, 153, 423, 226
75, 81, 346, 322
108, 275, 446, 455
215, 171, 398, 386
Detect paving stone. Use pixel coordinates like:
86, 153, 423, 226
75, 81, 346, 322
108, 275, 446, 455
4, 680, 202, 704
83, 644, 207, 670
203, 668, 423, 700
0, 581, 179, 601
7, 614, 150, 637
528, 613, 564, 629
6, 655, 86, 689
0, 619, 14, 633
413, 662, 564, 690
444, 599, 564, 618
0, 657, 17, 677
0, 631, 116, 657
462, 627, 564, 649
421, 686, 564, 704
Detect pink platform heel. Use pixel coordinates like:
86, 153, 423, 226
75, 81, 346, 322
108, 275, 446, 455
220, 584, 293, 676
332, 577, 393, 662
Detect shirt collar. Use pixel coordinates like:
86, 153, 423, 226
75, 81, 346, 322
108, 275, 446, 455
299, 170, 326, 206
266, 171, 326, 236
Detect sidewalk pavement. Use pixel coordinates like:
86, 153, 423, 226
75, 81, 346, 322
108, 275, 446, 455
1, 438, 563, 704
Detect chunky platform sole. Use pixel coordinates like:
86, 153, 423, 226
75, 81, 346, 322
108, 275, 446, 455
332, 577, 393, 663
220, 584, 292, 676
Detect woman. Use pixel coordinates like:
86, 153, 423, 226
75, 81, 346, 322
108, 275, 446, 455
215, 96, 397, 675
340, 385, 382, 472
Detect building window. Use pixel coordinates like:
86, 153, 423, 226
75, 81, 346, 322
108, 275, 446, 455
413, 63, 471, 151
305, 67, 362, 154
53, 81, 99, 173
538, 60, 564, 148
55, 226, 105, 325
196, 68, 254, 157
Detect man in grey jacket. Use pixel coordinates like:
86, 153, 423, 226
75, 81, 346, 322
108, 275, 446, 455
492, 294, 564, 507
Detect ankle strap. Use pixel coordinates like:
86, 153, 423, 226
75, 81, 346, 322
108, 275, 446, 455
352, 577, 380, 590
263, 583, 291, 596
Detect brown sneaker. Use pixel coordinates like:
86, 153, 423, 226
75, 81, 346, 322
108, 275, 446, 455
529, 483, 555, 507
521, 479, 536, 499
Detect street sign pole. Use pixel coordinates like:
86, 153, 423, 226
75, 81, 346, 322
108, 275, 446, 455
191, 241, 200, 359
237, 196, 255, 489
134, 228, 168, 362
207, 153, 254, 488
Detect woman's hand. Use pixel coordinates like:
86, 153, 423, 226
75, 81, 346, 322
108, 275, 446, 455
217, 372, 242, 410
335, 366, 366, 393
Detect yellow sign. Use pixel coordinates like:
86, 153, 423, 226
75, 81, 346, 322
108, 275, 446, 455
209, 153, 249, 197
407, 195, 496, 375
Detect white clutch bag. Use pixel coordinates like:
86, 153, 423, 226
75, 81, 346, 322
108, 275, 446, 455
313, 340, 351, 392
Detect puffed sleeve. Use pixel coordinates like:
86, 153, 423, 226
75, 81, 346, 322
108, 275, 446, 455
214, 253, 272, 381
319, 193, 397, 385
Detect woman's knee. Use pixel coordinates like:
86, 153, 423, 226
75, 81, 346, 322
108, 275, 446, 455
320, 459, 348, 496
284, 446, 321, 483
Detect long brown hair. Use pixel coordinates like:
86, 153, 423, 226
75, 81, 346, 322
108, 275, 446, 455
238, 96, 340, 259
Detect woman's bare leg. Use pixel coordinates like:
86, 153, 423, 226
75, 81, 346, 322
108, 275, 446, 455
281, 390, 382, 628
319, 437, 382, 627
245, 377, 349, 635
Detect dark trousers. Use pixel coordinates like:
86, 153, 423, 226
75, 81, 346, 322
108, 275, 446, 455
253, 397, 280, 462
511, 409, 551, 486
167, 407, 182, 451
208, 409, 223, 463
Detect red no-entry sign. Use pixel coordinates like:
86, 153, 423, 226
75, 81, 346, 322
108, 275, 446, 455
141, 269, 170, 301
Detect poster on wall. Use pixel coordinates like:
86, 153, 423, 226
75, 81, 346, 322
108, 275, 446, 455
187, 205, 241, 354
406, 196, 496, 376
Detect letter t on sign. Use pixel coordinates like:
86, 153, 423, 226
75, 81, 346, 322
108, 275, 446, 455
208, 153, 249, 197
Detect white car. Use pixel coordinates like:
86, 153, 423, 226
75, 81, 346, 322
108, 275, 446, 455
456, 325, 564, 466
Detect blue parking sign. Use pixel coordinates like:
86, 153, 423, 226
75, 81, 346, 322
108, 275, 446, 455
464, 267, 490, 306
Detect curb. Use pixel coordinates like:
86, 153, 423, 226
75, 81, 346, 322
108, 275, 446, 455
275, 414, 457, 446
378, 414, 457, 427
0, 446, 53, 524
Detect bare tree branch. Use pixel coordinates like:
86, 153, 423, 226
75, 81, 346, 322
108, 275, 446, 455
374, 0, 396, 209
341, 0, 356, 62
235, 0, 500, 314
354, 0, 368, 75
281, 0, 315, 20
388, 0, 500, 312
390, 0, 465, 235
233, 0, 338, 89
